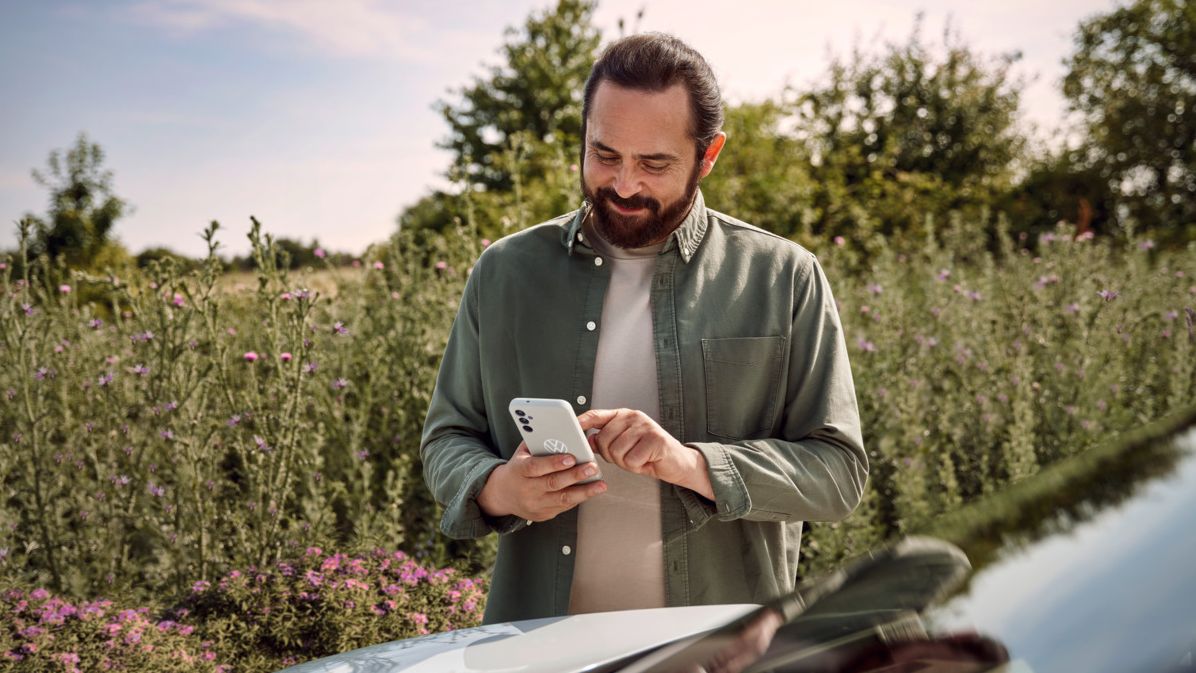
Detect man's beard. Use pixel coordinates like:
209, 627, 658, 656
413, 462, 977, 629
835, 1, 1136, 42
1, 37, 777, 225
582, 161, 702, 249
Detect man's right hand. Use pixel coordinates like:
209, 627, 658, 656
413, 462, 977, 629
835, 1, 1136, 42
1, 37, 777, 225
477, 442, 607, 522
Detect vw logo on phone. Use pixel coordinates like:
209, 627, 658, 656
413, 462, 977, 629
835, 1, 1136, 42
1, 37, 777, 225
543, 438, 568, 454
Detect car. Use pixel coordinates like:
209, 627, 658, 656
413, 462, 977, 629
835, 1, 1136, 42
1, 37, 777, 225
277, 407, 1196, 673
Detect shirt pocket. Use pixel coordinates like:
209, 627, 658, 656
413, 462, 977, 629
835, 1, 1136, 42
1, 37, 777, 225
701, 336, 785, 440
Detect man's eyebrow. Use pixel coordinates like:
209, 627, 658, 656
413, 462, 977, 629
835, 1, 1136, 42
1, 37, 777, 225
589, 140, 679, 163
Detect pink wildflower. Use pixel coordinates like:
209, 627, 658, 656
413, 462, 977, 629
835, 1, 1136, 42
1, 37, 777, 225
435, 261, 448, 270
373, 261, 384, 270
59, 284, 71, 294
243, 351, 259, 362
314, 247, 326, 258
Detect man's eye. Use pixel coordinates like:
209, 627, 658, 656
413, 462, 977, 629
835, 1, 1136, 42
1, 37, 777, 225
597, 154, 619, 165
643, 163, 668, 173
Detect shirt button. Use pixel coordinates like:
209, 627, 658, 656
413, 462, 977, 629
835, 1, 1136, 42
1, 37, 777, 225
586, 321, 596, 331
577, 232, 585, 242
594, 257, 603, 267
576, 395, 587, 405
562, 545, 572, 556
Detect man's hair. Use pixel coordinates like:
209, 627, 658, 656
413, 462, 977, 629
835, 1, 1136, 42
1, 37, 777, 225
581, 32, 724, 163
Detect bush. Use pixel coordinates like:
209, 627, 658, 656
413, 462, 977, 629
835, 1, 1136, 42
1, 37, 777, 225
0, 586, 227, 672
176, 547, 486, 671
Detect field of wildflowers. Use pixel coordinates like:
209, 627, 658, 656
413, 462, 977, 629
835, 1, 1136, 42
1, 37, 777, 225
1, 212, 1193, 671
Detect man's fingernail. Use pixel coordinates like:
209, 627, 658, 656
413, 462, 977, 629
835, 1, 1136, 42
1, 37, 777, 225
562, 456, 575, 467
585, 465, 597, 476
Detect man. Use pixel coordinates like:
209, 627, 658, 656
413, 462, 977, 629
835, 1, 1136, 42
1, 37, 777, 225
421, 33, 867, 625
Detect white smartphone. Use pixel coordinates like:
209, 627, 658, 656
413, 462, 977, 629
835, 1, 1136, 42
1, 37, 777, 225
508, 398, 601, 484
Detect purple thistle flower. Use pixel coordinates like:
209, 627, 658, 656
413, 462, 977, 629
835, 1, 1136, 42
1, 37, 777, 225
303, 361, 318, 374
162, 400, 178, 412
228, 414, 241, 427
856, 337, 877, 353
332, 377, 348, 390
253, 435, 272, 453
1139, 239, 1155, 251
148, 483, 164, 497
866, 283, 883, 296
332, 321, 349, 336
159, 429, 174, 441
111, 474, 130, 487
243, 351, 259, 363
1098, 289, 1119, 302
22, 304, 34, 316
98, 372, 114, 387
355, 449, 369, 460
33, 367, 49, 381
1065, 302, 1081, 314
132, 364, 149, 376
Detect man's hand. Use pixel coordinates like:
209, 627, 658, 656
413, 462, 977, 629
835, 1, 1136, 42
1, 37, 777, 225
477, 442, 607, 522
578, 408, 715, 500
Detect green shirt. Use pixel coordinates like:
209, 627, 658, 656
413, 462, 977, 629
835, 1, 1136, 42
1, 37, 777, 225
420, 190, 868, 624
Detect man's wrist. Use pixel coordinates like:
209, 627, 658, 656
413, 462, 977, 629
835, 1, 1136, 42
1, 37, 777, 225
477, 463, 512, 518
675, 443, 715, 501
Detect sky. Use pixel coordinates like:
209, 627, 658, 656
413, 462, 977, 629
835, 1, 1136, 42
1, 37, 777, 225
0, 0, 1118, 259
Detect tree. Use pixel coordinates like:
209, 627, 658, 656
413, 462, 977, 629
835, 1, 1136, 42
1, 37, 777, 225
437, 0, 601, 193
1063, 0, 1196, 244
700, 101, 817, 243
25, 132, 132, 270
785, 19, 1026, 246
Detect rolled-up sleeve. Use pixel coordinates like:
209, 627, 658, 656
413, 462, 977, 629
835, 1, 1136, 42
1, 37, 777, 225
688, 253, 868, 524
420, 257, 527, 539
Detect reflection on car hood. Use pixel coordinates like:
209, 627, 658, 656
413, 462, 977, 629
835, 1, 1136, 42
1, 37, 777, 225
275, 604, 756, 673
925, 424, 1196, 673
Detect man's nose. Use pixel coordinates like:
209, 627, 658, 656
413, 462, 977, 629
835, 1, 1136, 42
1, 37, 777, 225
612, 165, 642, 199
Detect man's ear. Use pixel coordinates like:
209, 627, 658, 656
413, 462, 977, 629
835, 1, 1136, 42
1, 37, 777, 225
699, 132, 727, 179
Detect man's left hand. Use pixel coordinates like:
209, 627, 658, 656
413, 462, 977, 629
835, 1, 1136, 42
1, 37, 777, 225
578, 408, 715, 500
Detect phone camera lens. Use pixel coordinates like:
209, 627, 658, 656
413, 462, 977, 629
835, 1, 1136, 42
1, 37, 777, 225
515, 410, 526, 417
522, 425, 533, 433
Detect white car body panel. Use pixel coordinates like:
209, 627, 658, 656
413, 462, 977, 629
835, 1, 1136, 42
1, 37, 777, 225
278, 604, 758, 673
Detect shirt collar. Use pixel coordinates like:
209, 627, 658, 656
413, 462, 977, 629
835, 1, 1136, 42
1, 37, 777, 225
562, 189, 709, 263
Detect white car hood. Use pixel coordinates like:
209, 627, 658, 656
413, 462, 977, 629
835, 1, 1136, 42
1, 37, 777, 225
277, 604, 758, 673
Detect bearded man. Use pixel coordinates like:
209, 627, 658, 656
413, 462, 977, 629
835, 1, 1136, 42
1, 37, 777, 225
421, 32, 867, 624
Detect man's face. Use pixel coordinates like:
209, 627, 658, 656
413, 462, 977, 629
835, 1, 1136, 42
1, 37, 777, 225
582, 81, 708, 249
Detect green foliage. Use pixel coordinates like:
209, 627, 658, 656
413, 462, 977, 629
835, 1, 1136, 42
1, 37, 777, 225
785, 19, 1025, 247
1063, 0, 1196, 244
24, 133, 132, 273
798, 223, 1196, 578
437, 0, 600, 193
700, 101, 816, 245
0, 216, 487, 602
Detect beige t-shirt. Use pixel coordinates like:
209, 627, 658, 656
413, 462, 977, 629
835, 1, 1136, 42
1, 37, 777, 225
568, 222, 668, 614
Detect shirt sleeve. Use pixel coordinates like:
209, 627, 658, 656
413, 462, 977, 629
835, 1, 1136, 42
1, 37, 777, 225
686, 253, 869, 525
420, 257, 528, 539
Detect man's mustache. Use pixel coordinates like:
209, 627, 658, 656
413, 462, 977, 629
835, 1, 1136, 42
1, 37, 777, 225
596, 187, 660, 213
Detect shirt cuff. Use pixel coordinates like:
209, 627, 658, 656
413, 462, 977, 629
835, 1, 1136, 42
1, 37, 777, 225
687, 442, 752, 521
438, 458, 529, 538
